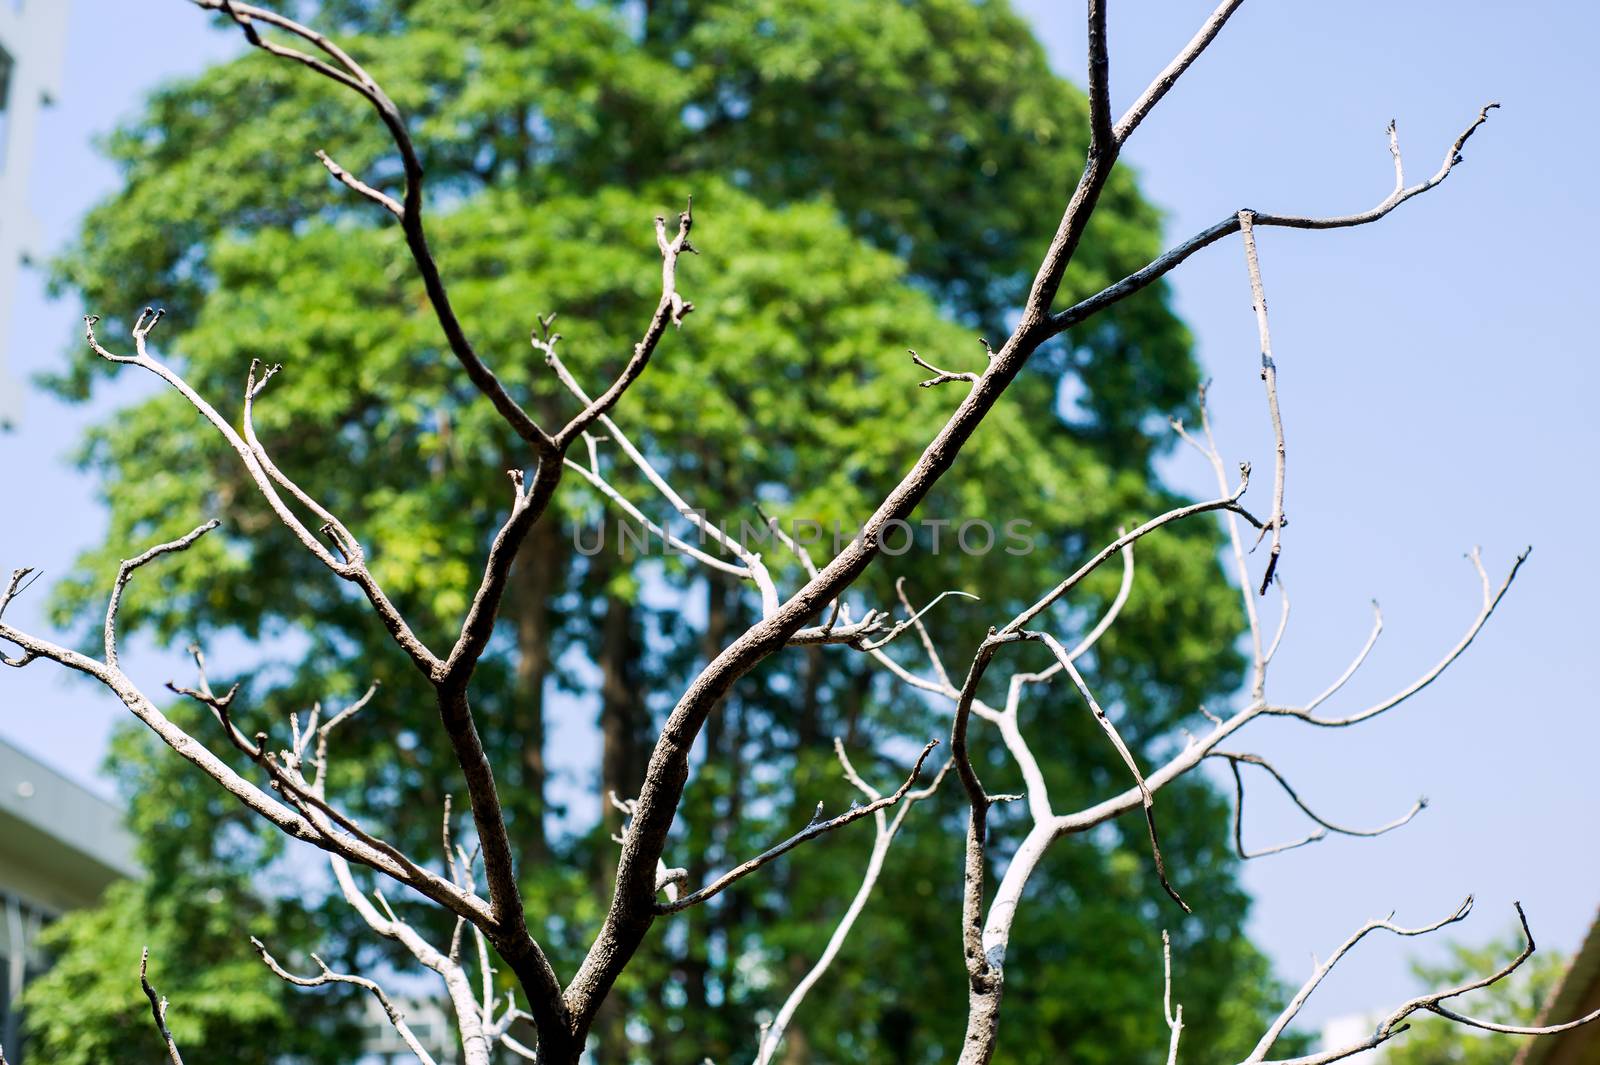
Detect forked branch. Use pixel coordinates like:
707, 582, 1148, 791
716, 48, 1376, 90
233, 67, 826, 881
1216, 751, 1426, 860
1234, 901, 1600, 1065
140, 948, 186, 1065
659, 739, 941, 914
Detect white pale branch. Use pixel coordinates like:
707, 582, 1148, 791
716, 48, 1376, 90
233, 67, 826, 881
540, 333, 782, 617
752, 741, 953, 1065
253, 693, 543, 1065
252, 941, 443, 1065
0, 526, 495, 927
1230, 900, 1600, 1065
1237, 210, 1288, 595
1172, 385, 1277, 694
659, 739, 942, 915
84, 311, 438, 673
1270, 546, 1528, 727
1163, 930, 1185, 1065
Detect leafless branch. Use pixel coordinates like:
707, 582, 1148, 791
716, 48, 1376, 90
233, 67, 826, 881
0, 568, 41, 624
660, 739, 940, 914
105, 521, 218, 669
754, 742, 953, 1065
1173, 382, 1270, 693
1029, 630, 1188, 912
0, 569, 43, 668
241, 359, 365, 566
313, 681, 381, 790
253, 938, 440, 1065
895, 575, 961, 690
551, 200, 697, 449
1237, 211, 1287, 595
1239, 901, 1600, 1065
908, 348, 981, 389
194, 0, 557, 454
84, 312, 441, 675
562, 455, 752, 579
1250, 897, 1477, 1061
1051, 104, 1500, 337
1085, 0, 1112, 152
140, 948, 185, 1065
1215, 751, 1426, 860
1114, 0, 1247, 143
6, 552, 458, 896
1163, 930, 1184, 1065
542, 344, 781, 617
326, 854, 498, 1065
1273, 548, 1528, 726
1006, 467, 1258, 634
1263, 577, 1290, 670
315, 149, 402, 217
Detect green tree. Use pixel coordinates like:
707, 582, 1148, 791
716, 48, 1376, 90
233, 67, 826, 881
28, 1, 1289, 1062
21, 722, 358, 1065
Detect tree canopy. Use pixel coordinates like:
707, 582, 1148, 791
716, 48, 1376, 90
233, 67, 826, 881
27, 1, 1294, 1062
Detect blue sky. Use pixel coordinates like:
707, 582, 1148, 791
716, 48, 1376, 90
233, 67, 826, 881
1, 0, 1594, 1035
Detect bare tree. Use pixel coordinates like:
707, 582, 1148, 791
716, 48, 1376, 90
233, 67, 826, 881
2, 1, 1595, 1063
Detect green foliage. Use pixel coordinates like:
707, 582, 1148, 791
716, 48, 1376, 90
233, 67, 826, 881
1383, 933, 1565, 1065
21, 877, 351, 1065
21, 715, 359, 1065
32, 1, 1298, 1062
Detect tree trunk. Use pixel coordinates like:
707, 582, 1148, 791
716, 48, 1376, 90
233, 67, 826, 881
957, 971, 1005, 1065
599, 583, 647, 829
529, 1024, 586, 1065
508, 518, 562, 862
593, 551, 650, 1062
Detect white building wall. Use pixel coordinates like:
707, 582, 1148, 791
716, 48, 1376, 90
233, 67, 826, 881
1319, 1011, 1390, 1062
0, 0, 71, 428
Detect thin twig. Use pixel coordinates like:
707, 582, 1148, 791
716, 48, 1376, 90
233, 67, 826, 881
1029, 631, 1189, 913
1215, 751, 1426, 860
1051, 105, 1501, 339
909, 349, 980, 388
1162, 930, 1184, 1065
252, 937, 440, 1065
140, 948, 185, 1065
659, 740, 941, 914
105, 522, 219, 668
1237, 211, 1287, 595
754, 744, 953, 1065
1275, 549, 1528, 726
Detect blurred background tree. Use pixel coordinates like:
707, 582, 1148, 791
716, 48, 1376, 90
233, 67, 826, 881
26, 1, 1300, 1061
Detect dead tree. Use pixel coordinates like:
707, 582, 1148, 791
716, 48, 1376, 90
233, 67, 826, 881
2, 2, 1595, 1063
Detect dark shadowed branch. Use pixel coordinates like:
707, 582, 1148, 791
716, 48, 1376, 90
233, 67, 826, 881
140, 948, 186, 1065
